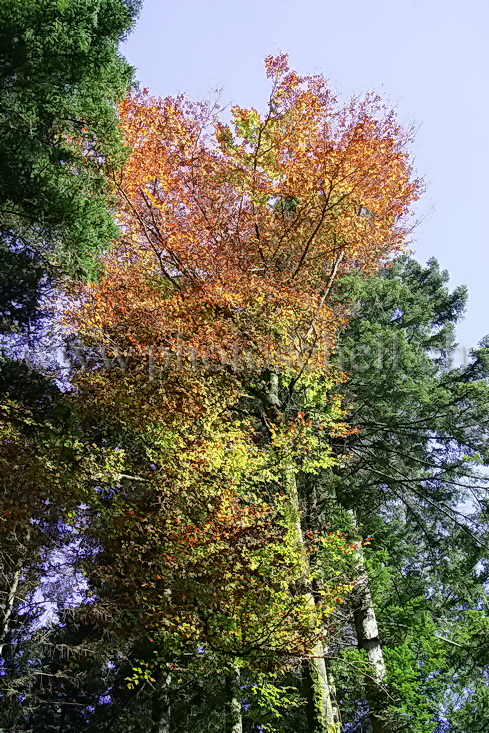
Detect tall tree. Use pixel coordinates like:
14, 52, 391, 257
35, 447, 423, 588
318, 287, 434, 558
319, 256, 489, 731
67, 55, 419, 731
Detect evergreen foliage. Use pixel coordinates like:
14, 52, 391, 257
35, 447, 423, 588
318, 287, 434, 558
0, 0, 139, 307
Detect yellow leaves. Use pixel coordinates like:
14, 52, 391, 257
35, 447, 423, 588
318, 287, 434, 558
231, 106, 261, 141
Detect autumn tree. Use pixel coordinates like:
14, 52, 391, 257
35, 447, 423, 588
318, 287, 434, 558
17, 254, 489, 733
66, 55, 420, 732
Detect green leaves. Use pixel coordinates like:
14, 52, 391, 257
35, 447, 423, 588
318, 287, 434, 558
0, 0, 139, 292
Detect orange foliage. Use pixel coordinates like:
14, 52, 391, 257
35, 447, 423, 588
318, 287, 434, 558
63, 57, 420, 665
72, 55, 420, 376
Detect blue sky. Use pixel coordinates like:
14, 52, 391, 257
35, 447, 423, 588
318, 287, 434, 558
122, 0, 489, 351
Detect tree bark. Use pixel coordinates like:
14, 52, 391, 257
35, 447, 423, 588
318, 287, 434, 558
284, 467, 340, 733
225, 667, 242, 733
348, 509, 388, 733
325, 649, 342, 731
267, 373, 340, 731
302, 640, 340, 733
151, 672, 171, 733
0, 566, 22, 658
0, 525, 33, 659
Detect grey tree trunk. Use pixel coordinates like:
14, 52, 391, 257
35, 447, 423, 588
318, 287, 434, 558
0, 566, 22, 658
151, 672, 171, 733
284, 467, 340, 733
348, 510, 389, 733
225, 667, 242, 733
266, 373, 340, 731
352, 563, 386, 684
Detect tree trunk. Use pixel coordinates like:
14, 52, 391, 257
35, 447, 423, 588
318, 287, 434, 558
348, 510, 388, 733
151, 672, 171, 733
284, 467, 340, 733
267, 373, 340, 731
325, 648, 342, 731
0, 566, 22, 658
302, 640, 340, 733
0, 528, 31, 658
225, 667, 242, 733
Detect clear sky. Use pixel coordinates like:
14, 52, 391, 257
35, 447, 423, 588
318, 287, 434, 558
122, 0, 489, 352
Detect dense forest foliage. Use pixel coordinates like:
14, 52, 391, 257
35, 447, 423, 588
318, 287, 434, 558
1, 3, 488, 732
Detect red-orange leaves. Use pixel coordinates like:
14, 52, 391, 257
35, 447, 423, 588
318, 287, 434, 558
72, 55, 420, 377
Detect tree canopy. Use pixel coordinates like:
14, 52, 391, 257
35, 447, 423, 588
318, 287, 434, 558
0, 43, 487, 733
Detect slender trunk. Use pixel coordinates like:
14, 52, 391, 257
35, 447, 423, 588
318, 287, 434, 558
225, 667, 242, 733
325, 648, 341, 731
305, 481, 342, 732
0, 528, 31, 658
267, 374, 340, 731
0, 566, 22, 658
352, 562, 386, 683
302, 639, 339, 733
151, 672, 171, 733
348, 510, 388, 733
284, 467, 340, 733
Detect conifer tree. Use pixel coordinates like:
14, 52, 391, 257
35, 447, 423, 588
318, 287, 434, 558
319, 256, 489, 731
